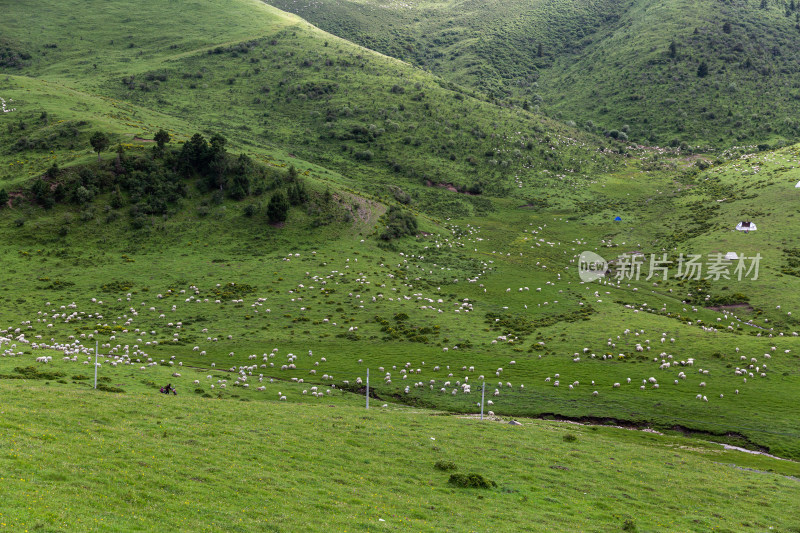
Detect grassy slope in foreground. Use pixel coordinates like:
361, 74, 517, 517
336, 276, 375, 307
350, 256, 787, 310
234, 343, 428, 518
1, 373, 798, 532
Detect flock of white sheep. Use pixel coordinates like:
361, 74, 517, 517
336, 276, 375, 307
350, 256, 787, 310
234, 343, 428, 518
0, 97, 16, 113
0, 219, 793, 414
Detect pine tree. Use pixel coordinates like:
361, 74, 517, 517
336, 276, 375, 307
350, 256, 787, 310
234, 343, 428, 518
288, 183, 300, 206
287, 181, 308, 206
267, 191, 289, 223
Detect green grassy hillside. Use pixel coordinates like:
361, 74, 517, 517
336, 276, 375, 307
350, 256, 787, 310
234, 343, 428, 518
1, 366, 798, 532
1, 0, 617, 205
3, 0, 800, 528
3, 141, 800, 459
266, 0, 800, 147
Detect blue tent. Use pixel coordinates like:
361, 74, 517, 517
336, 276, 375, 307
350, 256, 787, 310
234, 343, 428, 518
614, 216, 622, 221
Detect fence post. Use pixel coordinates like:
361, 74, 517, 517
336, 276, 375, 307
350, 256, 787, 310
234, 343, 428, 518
480, 381, 485, 420
94, 340, 98, 389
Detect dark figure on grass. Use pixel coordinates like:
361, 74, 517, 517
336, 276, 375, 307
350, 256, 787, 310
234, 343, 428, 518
160, 383, 177, 395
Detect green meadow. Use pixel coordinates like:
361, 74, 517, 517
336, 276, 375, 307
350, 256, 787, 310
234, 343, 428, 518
1, 366, 799, 532
1, 0, 800, 530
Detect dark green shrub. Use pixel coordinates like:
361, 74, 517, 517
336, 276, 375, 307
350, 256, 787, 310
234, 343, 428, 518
97, 384, 125, 393
244, 203, 258, 217
392, 187, 411, 204
267, 190, 289, 223
434, 460, 457, 471
130, 214, 147, 229
8, 366, 66, 380
563, 433, 578, 442
287, 180, 308, 206
110, 193, 124, 209
448, 473, 496, 489
379, 206, 417, 240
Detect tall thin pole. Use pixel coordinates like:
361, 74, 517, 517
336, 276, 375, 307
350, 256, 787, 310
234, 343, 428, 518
480, 381, 485, 420
94, 340, 98, 389
366, 368, 369, 410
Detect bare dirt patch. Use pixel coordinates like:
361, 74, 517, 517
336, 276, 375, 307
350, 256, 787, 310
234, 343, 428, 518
424, 180, 479, 195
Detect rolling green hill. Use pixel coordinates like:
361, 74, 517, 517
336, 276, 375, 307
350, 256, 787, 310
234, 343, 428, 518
2, 0, 800, 529
266, 0, 800, 147
1, 0, 800, 457
1, 0, 618, 207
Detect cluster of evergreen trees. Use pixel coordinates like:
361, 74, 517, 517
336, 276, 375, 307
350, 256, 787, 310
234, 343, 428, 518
9, 128, 420, 239
16, 130, 312, 227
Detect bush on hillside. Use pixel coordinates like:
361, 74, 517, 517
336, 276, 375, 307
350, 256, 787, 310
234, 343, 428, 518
448, 473, 496, 489
434, 460, 458, 471
379, 206, 417, 240
267, 190, 289, 223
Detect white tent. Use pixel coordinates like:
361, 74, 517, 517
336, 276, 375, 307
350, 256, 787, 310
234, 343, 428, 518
724, 252, 739, 260
736, 221, 757, 231
795, 181, 800, 188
